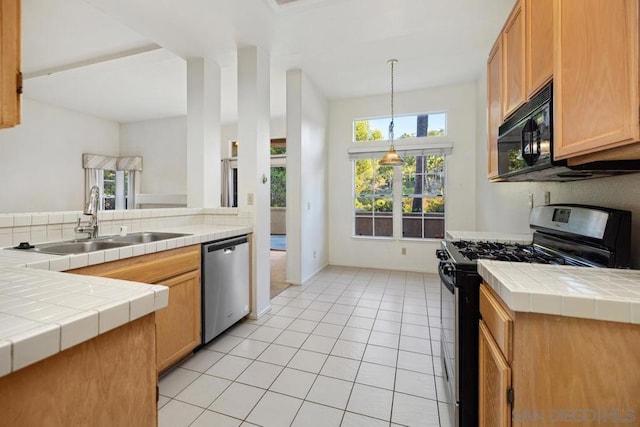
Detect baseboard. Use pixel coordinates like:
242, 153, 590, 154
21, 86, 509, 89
248, 304, 272, 320
300, 262, 329, 285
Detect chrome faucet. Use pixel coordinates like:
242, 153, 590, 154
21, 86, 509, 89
75, 185, 100, 239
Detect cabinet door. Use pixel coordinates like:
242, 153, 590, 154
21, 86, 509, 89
479, 320, 512, 427
487, 38, 503, 179
0, 0, 21, 128
554, 0, 640, 161
156, 269, 201, 373
525, 0, 553, 97
502, 0, 526, 118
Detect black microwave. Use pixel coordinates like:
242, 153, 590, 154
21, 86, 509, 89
497, 83, 563, 180
496, 82, 640, 181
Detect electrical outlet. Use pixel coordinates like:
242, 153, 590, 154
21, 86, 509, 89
313, 250, 317, 259
247, 193, 254, 205
401, 247, 407, 255
544, 191, 551, 205
528, 193, 534, 209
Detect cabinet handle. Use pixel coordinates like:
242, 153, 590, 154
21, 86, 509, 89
16, 71, 23, 95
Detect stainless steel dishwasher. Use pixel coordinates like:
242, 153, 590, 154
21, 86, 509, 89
202, 235, 250, 344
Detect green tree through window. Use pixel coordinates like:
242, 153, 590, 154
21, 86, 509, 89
271, 167, 286, 207
353, 113, 446, 238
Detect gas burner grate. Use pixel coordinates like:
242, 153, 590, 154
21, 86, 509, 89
451, 240, 565, 264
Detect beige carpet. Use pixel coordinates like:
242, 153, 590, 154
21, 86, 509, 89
270, 250, 290, 299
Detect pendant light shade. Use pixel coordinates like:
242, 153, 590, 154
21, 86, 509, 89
379, 145, 404, 166
380, 59, 404, 166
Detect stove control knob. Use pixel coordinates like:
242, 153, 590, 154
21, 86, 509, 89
442, 264, 454, 276
435, 249, 448, 261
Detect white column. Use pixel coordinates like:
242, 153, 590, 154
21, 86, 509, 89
285, 69, 302, 285
237, 46, 271, 317
187, 58, 221, 208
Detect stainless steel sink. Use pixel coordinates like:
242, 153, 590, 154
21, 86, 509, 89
110, 232, 192, 244
5, 231, 192, 255
30, 240, 133, 255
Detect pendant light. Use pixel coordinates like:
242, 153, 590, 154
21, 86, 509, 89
379, 59, 405, 166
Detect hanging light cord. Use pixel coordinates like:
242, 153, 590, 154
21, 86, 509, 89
388, 59, 395, 143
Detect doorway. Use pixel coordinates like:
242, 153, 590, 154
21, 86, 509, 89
269, 159, 289, 298
226, 138, 289, 299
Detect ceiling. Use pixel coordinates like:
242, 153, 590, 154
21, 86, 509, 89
22, 0, 515, 124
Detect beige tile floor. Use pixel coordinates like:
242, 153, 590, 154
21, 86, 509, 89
158, 265, 453, 427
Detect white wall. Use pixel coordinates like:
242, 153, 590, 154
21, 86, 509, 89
474, 78, 640, 268
119, 116, 187, 195
0, 98, 119, 213
286, 70, 329, 284
221, 117, 286, 158
328, 81, 478, 273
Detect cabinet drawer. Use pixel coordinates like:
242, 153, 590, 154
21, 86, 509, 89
480, 284, 513, 362
68, 245, 200, 283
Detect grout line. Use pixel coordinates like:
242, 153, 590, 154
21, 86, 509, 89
161, 268, 446, 426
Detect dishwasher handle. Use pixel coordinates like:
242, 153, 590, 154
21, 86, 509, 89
204, 235, 248, 253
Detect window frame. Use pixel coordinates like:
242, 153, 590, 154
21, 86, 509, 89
353, 157, 395, 238
400, 154, 446, 240
349, 112, 449, 241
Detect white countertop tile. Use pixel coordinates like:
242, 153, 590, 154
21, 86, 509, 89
68, 254, 89, 269
0, 341, 10, 376
118, 246, 133, 259
132, 244, 146, 257
0, 223, 251, 377
154, 286, 169, 310
49, 257, 70, 272
130, 291, 156, 321
97, 300, 131, 334
57, 310, 99, 351
479, 260, 640, 324
10, 323, 60, 371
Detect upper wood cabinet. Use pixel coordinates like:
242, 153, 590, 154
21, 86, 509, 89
554, 0, 640, 164
0, 0, 21, 128
502, 0, 526, 119
487, 38, 503, 179
525, 0, 553, 97
487, 0, 552, 179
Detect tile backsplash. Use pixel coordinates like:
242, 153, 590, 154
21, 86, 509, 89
0, 208, 253, 248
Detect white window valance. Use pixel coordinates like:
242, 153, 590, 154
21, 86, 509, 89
82, 154, 143, 171
347, 137, 453, 160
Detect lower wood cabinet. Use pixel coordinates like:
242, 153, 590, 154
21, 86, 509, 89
0, 314, 157, 426
480, 282, 640, 426
479, 320, 512, 427
155, 269, 201, 372
69, 245, 201, 373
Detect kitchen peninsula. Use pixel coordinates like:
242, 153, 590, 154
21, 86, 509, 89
0, 208, 252, 426
477, 260, 640, 426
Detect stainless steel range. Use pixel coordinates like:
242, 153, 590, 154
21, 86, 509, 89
435, 204, 632, 426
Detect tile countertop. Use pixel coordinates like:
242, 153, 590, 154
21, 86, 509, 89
0, 224, 252, 378
445, 230, 532, 244
478, 260, 640, 324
